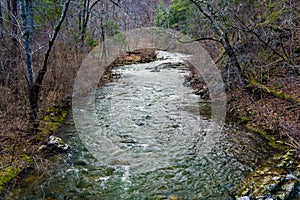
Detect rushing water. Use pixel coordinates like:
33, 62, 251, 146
6, 51, 275, 200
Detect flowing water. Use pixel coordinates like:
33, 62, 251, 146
6, 51, 275, 200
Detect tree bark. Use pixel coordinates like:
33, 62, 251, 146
11, 0, 18, 48
80, 0, 102, 48
21, 0, 35, 122
80, 0, 88, 48
0, 2, 3, 35
20, 0, 34, 87
100, 0, 105, 42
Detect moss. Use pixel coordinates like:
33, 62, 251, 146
235, 150, 299, 199
245, 124, 288, 151
21, 154, 33, 165
238, 115, 251, 124
247, 78, 300, 104
272, 83, 282, 89
0, 107, 67, 193
38, 107, 67, 136
0, 166, 21, 191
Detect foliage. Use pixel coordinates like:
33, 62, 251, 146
103, 20, 120, 37
154, 0, 199, 35
154, 0, 168, 28
85, 31, 99, 48
34, 0, 62, 27
111, 32, 127, 45
0, 0, 300, 195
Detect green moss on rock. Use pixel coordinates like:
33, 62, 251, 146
235, 150, 300, 199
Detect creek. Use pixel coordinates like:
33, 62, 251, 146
6, 51, 277, 200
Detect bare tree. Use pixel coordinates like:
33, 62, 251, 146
20, 0, 71, 125
189, 0, 244, 87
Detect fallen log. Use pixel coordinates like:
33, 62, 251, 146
247, 78, 300, 104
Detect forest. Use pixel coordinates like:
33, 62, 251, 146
0, 0, 300, 199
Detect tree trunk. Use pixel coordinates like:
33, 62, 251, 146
11, 0, 18, 48
222, 32, 244, 87
247, 78, 300, 104
21, 0, 34, 87
189, 0, 245, 88
21, 0, 35, 122
10, 0, 19, 90
0, 2, 3, 36
32, 0, 71, 124
100, 0, 105, 42
80, 0, 89, 48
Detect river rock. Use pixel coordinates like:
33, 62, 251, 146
234, 150, 300, 200
47, 135, 69, 151
237, 197, 251, 200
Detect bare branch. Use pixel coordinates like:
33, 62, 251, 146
35, 0, 71, 87
178, 37, 222, 44
108, 0, 121, 9
228, 9, 292, 65
189, 0, 223, 38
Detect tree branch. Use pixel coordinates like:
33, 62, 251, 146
35, 0, 71, 87
108, 0, 121, 9
189, 0, 223, 38
228, 9, 292, 65
178, 37, 222, 44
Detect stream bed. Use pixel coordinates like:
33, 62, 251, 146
6, 51, 277, 200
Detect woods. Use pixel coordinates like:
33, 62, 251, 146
0, 0, 300, 198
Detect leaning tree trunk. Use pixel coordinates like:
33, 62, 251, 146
222, 32, 244, 87
189, 0, 245, 88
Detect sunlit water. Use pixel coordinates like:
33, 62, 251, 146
6, 51, 275, 200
